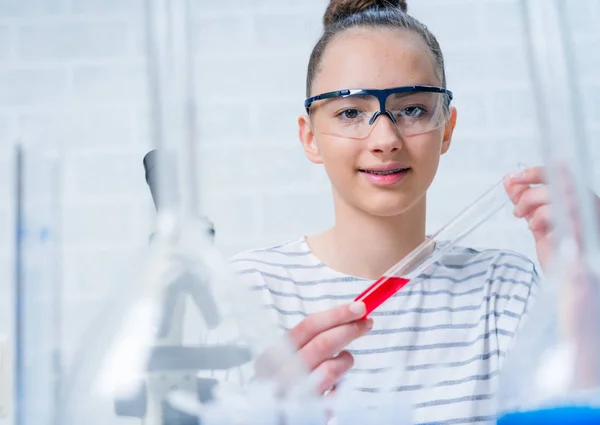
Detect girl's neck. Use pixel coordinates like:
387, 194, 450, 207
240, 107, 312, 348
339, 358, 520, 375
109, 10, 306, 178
307, 195, 428, 280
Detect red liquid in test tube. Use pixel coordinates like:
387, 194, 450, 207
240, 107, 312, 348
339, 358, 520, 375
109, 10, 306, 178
354, 276, 411, 319
352, 176, 515, 319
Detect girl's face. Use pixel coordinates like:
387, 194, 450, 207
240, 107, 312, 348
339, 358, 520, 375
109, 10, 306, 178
299, 27, 457, 217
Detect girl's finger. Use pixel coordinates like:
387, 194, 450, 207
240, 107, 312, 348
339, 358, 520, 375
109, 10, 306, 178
503, 178, 528, 205
508, 166, 546, 185
527, 204, 553, 236
299, 319, 373, 371
513, 186, 552, 218
313, 350, 354, 395
289, 302, 367, 349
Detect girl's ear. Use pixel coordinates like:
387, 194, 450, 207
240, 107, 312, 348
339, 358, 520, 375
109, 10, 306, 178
298, 114, 323, 164
441, 106, 457, 155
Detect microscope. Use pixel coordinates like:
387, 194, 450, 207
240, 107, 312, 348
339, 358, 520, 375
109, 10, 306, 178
112, 149, 252, 425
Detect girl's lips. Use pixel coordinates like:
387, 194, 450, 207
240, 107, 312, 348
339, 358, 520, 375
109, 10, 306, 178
360, 168, 410, 186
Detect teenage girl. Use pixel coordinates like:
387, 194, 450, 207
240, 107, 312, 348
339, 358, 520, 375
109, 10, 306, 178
229, 1, 590, 423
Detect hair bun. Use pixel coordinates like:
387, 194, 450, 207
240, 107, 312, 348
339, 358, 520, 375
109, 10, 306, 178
323, 0, 408, 27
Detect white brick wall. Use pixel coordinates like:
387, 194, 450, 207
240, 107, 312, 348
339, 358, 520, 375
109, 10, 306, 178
0, 0, 598, 423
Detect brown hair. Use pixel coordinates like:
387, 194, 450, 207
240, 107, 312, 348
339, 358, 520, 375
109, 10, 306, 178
306, 0, 446, 96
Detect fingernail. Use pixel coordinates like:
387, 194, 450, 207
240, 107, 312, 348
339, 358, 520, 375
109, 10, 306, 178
513, 206, 522, 217
349, 301, 366, 316
365, 318, 374, 330
509, 171, 525, 181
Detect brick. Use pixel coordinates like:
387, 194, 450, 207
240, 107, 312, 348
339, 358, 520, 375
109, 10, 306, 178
71, 63, 146, 104
486, 42, 530, 83
17, 22, 130, 61
0, 115, 17, 143
189, 0, 250, 13
196, 102, 254, 141
487, 88, 537, 134
481, 0, 523, 42
194, 15, 252, 52
250, 0, 313, 8
427, 168, 527, 232
13, 152, 66, 247
447, 91, 488, 128
444, 45, 494, 86
262, 190, 334, 240
61, 201, 144, 248
256, 101, 304, 141
575, 39, 600, 82
196, 55, 306, 100
0, 208, 10, 255
137, 102, 255, 149
564, 0, 599, 37
440, 133, 542, 176
18, 106, 139, 148
65, 248, 142, 292
209, 0, 316, 13
0, 26, 11, 63
219, 241, 262, 258
582, 84, 600, 139
0, 0, 68, 17
0, 259, 9, 332
428, 171, 502, 211
253, 14, 321, 49
63, 149, 151, 198
60, 298, 113, 359
0, 69, 68, 107
70, 0, 142, 15
202, 194, 260, 243
411, 0, 483, 43
0, 155, 13, 213
458, 223, 537, 262
198, 145, 316, 190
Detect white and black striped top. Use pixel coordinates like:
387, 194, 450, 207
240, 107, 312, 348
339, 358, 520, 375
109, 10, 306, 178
228, 236, 540, 425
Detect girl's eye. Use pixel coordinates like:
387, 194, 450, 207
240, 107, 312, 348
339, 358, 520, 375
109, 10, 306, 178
400, 106, 426, 118
340, 109, 360, 119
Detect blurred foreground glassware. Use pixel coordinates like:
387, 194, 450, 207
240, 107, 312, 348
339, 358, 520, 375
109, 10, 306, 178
495, 1, 600, 423
57, 1, 315, 425
13, 144, 64, 425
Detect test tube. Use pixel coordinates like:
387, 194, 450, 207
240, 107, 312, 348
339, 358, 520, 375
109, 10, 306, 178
355, 175, 514, 318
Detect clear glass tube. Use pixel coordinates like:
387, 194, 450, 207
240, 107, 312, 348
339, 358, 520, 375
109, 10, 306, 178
355, 175, 515, 317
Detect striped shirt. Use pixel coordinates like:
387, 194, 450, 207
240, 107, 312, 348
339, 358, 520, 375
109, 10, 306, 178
228, 236, 540, 425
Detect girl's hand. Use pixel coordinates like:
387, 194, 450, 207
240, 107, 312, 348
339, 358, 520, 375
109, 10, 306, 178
255, 302, 373, 395
503, 166, 600, 271
504, 166, 552, 270
288, 302, 373, 394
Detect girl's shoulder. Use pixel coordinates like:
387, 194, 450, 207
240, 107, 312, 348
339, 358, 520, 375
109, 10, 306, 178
430, 241, 540, 296
227, 236, 320, 271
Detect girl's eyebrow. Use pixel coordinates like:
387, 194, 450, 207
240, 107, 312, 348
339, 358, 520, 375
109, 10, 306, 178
389, 91, 424, 99
344, 93, 372, 100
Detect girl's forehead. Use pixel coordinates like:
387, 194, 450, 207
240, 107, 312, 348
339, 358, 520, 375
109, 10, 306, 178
313, 27, 440, 93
